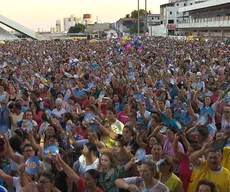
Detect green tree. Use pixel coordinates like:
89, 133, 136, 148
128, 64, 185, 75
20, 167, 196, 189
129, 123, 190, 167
68, 23, 86, 33
125, 14, 130, 18
129, 22, 144, 34
130, 9, 147, 19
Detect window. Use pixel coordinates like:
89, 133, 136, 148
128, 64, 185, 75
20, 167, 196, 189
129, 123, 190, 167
177, 3, 179, 6
168, 20, 174, 24
190, 3, 193, 5
184, 3, 186, 6
177, 12, 179, 15
170, 11, 172, 15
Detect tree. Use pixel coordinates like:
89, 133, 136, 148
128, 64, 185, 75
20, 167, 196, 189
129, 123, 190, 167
125, 14, 130, 18
68, 23, 86, 33
129, 22, 144, 34
130, 9, 147, 19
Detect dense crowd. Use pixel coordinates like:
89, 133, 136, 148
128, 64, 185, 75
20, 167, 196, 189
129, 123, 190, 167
0, 36, 230, 192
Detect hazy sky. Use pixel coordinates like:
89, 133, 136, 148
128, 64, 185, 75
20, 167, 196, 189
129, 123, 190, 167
0, 0, 168, 31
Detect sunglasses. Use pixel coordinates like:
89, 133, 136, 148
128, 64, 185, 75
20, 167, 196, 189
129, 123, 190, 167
224, 111, 230, 113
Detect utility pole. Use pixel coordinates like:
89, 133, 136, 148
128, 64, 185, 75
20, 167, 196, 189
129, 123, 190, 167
145, 0, 148, 33
138, 0, 140, 36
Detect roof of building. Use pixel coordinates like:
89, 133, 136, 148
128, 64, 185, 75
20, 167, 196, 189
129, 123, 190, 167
117, 18, 138, 21
179, 0, 230, 12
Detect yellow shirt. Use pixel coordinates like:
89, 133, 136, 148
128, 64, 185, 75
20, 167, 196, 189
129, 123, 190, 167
111, 119, 124, 135
221, 146, 230, 172
187, 159, 230, 192
101, 136, 115, 149
164, 173, 182, 192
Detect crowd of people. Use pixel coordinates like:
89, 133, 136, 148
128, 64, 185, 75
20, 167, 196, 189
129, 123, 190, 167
0, 36, 230, 192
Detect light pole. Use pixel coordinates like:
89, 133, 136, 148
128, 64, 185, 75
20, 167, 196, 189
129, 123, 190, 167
145, 0, 148, 33
138, 0, 140, 36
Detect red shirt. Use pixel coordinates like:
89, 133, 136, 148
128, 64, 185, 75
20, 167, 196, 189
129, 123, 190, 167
78, 178, 103, 192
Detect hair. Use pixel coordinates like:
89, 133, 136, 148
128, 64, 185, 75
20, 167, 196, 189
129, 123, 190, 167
100, 151, 117, 168
167, 126, 178, 134
85, 142, 99, 157
25, 109, 33, 115
14, 103, 22, 110
14, 128, 26, 141
9, 136, 22, 153
195, 179, 217, 192
55, 98, 63, 105
203, 96, 214, 107
29, 101, 41, 113
30, 91, 40, 98
141, 161, 159, 179
123, 125, 134, 136
57, 92, 64, 98
63, 112, 73, 121
84, 169, 100, 180
106, 106, 117, 115
161, 155, 174, 173
197, 126, 209, 139
152, 142, 163, 149
40, 172, 55, 183
148, 135, 160, 144
22, 143, 34, 152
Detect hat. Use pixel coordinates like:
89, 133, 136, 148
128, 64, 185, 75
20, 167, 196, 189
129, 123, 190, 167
196, 72, 201, 76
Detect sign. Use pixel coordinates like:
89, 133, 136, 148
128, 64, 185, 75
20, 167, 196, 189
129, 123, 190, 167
167, 24, 176, 30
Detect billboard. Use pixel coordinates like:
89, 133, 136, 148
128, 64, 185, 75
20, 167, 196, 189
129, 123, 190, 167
83, 14, 92, 19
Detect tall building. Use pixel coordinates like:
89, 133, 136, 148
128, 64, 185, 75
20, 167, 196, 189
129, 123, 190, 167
56, 19, 61, 33
147, 14, 161, 36
160, 0, 196, 35
63, 15, 82, 32
178, 0, 230, 37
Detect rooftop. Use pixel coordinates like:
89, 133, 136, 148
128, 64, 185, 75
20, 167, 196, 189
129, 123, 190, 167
179, 0, 230, 12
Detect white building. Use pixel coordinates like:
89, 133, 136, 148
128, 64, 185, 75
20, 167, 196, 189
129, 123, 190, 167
160, 0, 196, 35
56, 19, 61, 33
63, 15, 82, 32
178, 0, 230, 37
147, 14, 161, 36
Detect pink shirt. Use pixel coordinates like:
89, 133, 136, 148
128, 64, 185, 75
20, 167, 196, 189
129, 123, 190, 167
179, 154, 192, 191
117, 111, 129, 124
162, 135, 184, 157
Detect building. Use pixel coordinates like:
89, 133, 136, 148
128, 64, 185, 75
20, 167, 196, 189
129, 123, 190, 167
116, 18, 138, 35
147, 14, 161, 36
160, 0, 196, 35
63, 15, 82, 32
85, 23, 112, 38
83, 14, 93, 25
178, 0, 230, 37
56, 19, 61, 33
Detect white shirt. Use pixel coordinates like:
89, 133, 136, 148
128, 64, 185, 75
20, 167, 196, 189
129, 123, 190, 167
124, 177, 169, 192
74, 155, 99, 177
13, 177, 22, 192
51, 108, 66, 119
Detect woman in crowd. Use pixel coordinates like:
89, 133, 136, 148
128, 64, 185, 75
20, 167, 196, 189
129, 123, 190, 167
115, 161, 169, 191
158, 155, 184, 192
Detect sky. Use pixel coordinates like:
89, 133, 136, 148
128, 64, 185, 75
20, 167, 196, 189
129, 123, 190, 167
0, 0, 168, 31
